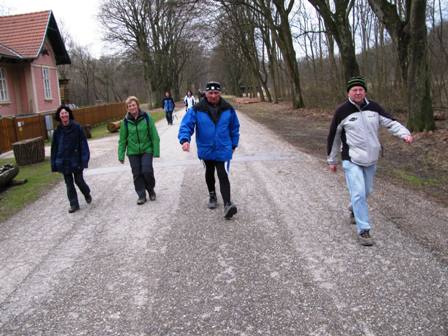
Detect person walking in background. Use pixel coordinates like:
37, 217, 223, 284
184, 90, 196, 112
178, 81, 240, 219
327, 76, 413, 246
51, 105, 92, 213
118, 96, 160, 205
162, 91, 175, 125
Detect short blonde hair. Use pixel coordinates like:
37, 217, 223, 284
125, 96, 140, 107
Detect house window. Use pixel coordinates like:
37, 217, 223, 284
0, 68, 9, 102
42, 67, 52, 99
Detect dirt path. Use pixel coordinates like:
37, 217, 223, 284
0, 110, 446, 335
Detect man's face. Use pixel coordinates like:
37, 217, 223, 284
348, 86, 366, 104
206, 90, 221, 105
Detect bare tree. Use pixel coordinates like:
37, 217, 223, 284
307, 0, 361, 82
368, 0, 435, 131
223, 0, 305, 108
99, 0, 201, 106
219, 2, 272, 101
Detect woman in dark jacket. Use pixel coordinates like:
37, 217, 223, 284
51, 105, 92, 213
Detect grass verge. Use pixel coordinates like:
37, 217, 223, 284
0, 106, 167, 223
90, 121, 114, 139
0, 157, 61, 223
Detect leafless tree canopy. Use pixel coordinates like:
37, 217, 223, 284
57, 0, 448, 130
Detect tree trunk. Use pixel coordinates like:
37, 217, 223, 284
406, 0, 435, 131
368, 0, 434, 131
308, 0, 360, 81
12, 137, 45, 166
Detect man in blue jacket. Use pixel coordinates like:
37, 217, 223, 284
178, 81, 240, 219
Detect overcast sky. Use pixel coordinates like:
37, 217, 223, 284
1, 0, 107, 58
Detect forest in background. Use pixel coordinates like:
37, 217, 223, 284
56, 0, 448, 131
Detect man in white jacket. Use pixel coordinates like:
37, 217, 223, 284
327, 76, 413, 246
184, 90, 196, 112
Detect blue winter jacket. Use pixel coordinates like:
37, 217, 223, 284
51, 120, 90, 174
178, 98, 240, 161
162, 97, 175, 112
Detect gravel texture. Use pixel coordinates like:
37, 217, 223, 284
0, 111, 446, 335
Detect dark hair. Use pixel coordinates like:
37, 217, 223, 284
55, 105, 75, 122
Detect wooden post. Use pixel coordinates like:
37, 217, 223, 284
82, 124, 92, 138
12, 137, 45, 166
107, 120, 121, 133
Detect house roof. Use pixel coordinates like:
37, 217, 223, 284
0, 10, 70, 65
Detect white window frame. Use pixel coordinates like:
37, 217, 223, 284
0, 67, 9, 102
42, 67, 52, 100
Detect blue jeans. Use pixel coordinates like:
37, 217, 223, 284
342, 160, 376, 233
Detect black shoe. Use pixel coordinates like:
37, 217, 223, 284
358, 230, 374, 246
149, 190, 156, 201
224, 203, 237, 219
208, 191, 217, 209
85, 194, 92, 204
68, 205, 80, 213
137, 197, 147, 205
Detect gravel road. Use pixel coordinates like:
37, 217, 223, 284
0, 111, 446, 335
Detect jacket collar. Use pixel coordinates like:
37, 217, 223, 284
348, 97, 369, 110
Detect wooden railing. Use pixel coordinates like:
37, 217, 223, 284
0, 102, 126, 154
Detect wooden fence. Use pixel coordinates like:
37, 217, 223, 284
0, 102, 126, 154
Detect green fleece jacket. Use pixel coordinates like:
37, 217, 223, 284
118, 111, 160, 161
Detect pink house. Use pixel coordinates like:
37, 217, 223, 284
0, 10, 70, 117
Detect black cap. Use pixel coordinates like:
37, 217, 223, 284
205, 81, 221, 91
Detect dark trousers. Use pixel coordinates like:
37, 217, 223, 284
63, 170, 90, 207
204, 160, 231, 205
165, 111, 173, 125
128, 153, 155, 199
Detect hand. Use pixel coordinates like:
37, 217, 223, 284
182, 142, 190, 152
403, 135, 414, 144
119, 159, 124, 164
329, 164, 337, 173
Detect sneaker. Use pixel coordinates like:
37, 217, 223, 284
149, 190, 156, 201
224, 203, 237, 219
137, 197, 147, 205
208, 191, 218, 209
350, 210, 356, 224
358, 230, 374, 246
68, 205, 80, 213
85, 194, 92, 204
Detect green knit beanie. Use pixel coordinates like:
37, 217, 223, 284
346, 76, 367, 92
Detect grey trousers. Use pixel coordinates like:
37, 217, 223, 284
128, 153, 155, 199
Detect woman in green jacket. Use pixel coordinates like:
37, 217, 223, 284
118, 96, 160, 204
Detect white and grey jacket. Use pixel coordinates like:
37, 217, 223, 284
327, 98, 410, 167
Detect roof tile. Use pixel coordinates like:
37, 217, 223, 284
0, 10, 51, 59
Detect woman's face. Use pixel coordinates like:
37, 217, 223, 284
127, 100, 139, 116
59, 109, 70, 125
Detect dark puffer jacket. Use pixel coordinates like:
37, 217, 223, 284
51, 121, 90, 174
